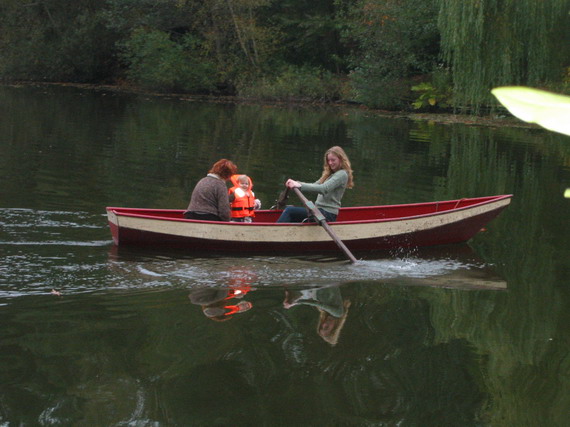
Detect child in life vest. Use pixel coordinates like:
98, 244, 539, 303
228, 174, 261, 222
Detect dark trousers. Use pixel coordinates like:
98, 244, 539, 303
276, 206, 337, 223
183, 211, 222, 221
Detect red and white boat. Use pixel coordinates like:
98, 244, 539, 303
106, 195, 512, 255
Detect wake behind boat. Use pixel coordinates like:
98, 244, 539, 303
106, 195, 511, 255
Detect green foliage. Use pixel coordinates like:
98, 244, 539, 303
348, 72, 412, 110
0, 1, 119, 82
342, 0, 440, 110
119, 29, 216, 93
436, 0, 570, 113
1, 0, 568, 113
237, 66, 344, 101
262, 0, 350, 73
411, 79, 452, 110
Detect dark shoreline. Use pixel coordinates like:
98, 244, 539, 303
5, 81, 537, 130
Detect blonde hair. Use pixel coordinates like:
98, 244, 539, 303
317, 299, 351, 346
318, 146, 354, 189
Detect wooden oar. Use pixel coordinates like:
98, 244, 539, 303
292, 187, 357, 264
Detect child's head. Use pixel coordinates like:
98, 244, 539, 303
237, 175, 250, 190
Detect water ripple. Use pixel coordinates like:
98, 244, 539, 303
0, 208, 504, 301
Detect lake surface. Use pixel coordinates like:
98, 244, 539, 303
1, 84, 569, 426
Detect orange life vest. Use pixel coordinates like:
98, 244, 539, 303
229, 175, 255, 218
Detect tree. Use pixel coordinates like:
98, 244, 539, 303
262, 0, 350, 73
119, 29, 216, 93
436, 0, 570, 113
344, 0, 440, 109
0, 0, 119, 81
175, 0, 276, 90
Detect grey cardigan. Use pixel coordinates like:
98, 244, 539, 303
299, 169, 348, 215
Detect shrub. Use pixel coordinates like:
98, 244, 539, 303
348, 69, 412, 110
237, 66, 345, 102
343, 0, 440, 110
119, 29, 216, 93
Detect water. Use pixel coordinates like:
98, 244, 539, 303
0, 84, 569, 426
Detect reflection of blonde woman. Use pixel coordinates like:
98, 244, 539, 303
283, 285, 351, 346
317, 299, 351, 346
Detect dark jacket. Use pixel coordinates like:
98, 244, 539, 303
186, 175, 231, 221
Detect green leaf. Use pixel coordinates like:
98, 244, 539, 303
491, 86, 570, 136
428, 97, 436, 106
411, 82, 432, 92
565, 188, 570, 199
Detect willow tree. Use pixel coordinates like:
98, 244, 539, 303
436, 0, 570, 113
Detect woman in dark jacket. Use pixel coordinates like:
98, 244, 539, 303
184, 159, 238, 221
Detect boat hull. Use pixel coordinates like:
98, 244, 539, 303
107, 195, 511, 254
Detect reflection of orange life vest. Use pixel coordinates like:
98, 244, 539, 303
229, 175, 256, 219
224, 285, 252, 300
222, 285, 253, 315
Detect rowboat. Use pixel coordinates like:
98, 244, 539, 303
106, 195, 512, 255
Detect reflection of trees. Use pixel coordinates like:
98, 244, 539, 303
424, 224, 569, 426
9, 253, 568, 426
273, 287, 481, 425
152, 284, 488, 425
3, 85, 569, 215
159, 360, 261, 425
0, 285, 489, 425
419, 126, 570, 426
3, 85, 570, 425
0, 294, 155, 424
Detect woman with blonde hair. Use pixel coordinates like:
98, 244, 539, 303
277, 146, 354, 223
184, 159, 238, 221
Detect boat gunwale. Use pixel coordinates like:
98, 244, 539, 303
106, 194, 512, 227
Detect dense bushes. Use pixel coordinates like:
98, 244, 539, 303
0, 0, 567, 112
237, 66, 345, 102
119, 29, 216, 93
0, 2, 119, 82
345, 0, 441, 110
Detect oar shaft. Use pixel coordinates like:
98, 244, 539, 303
292, 187, 357, 263
320, 221, 358, 263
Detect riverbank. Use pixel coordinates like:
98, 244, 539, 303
7, 81, 535, 131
